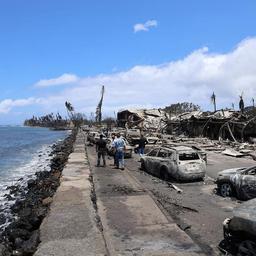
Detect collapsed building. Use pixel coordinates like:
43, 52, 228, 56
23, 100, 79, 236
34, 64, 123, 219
117, 107, 256, 143
168, 107, 256, 142
117, 108, 169, 132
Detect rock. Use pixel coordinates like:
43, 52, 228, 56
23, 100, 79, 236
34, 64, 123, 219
27, 179, 36, 189
0, 243, 11, 256
4, 194, 14, 201
7, 228, 31, 242
7, 185, 21, 195
42, 197, 53, 206
20, 230, 39, 254
18, 207, 32, 218
14, 238, 24, 248
52, 170, 61, 179
14, 219, 34, 231
12, 250, 22, 256
35, 206, 48, 219
0, 214, 7, 225
2, 131, 76, 254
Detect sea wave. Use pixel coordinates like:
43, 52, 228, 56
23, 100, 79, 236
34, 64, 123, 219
0, 142, 57, 230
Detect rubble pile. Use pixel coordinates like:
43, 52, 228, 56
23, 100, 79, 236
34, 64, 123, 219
117, 107, 256, 145
117, 108, 169, 131
167, 108, 256, 143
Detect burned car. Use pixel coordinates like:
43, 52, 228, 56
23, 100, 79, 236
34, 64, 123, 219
126, 129, 141, 146
87, 131, 98, 143
216, 166, 256, 200
94, 133, 107, 143
219, 199, 256, 255
140, 145, 206, 181
106, 137, 133, 158
163, 143, 207, 163
190, 145, 207, 163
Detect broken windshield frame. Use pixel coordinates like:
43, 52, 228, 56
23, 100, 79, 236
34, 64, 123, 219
178, 152, 200, 161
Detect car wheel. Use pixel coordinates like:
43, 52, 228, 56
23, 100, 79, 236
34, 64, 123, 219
219, 183, 234, 197
141, 160, 146, 171
237, 240, 256, 256
160, 167, 169, 181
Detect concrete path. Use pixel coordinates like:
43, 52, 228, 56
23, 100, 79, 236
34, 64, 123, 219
34, 133, 107, 256
87, 145, 205, 256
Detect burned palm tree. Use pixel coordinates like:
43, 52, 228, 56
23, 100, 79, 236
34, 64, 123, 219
95, 85, 105, 124
65, 101, 74, 119
211, 92, 216, 112
64, 101, 85, 128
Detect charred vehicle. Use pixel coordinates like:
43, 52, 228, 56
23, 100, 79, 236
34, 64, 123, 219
216, 166, 256, 200
140, 145, 206, 181
106, 137, 133, 158
190, 145, 207, 163
94, 133, 107, 143
163, 143, 207, 163
87, 131, 98, 143
219, 199, 256, 255
126, 129, 141, 146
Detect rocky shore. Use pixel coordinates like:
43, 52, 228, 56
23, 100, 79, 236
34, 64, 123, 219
0, 129, 77, 256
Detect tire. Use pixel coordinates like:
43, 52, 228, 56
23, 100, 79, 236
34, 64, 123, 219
218, 183, 234, 197
237, 240, 256, 256
160, 167, 169, 181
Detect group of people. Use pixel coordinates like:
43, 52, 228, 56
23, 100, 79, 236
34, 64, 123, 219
95, 132, 148, 170
95, 133, 126, 170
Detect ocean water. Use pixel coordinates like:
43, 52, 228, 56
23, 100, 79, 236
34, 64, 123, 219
0, 126, 69, 229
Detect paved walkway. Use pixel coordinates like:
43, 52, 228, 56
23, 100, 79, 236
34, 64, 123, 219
34, 133, 107, 256
34, 132, 205, 255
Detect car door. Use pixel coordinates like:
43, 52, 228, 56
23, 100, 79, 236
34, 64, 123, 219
144, 148, 160, 174
154, 149, 170, 176
239, 167, 256, 200
166, 150, 178, 177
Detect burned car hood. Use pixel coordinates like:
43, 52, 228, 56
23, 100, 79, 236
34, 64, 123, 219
229, 198, 256, 235
218, 167, 247, 176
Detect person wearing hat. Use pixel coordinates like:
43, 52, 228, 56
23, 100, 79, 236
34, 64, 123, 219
96, 134, 107, 167
110, 133, 118, 167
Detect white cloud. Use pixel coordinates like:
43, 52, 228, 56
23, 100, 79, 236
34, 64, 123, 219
134, 19, 158, 33
34, 73, 79, 87
0, 98, 42, 113
2, 37, 256, 118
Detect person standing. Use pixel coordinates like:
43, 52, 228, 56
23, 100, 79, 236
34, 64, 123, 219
114, 133, 126, 170
96, 134, 107, 167
110, 133, 118, 167
138, 134, 148, 156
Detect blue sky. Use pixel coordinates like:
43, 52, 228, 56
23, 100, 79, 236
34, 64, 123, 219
0, 0, 256, 124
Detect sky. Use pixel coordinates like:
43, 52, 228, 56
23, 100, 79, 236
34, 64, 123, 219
0, 0, 256, 124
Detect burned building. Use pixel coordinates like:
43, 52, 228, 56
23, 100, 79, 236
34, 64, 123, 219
117, 108, 169, 131
167, 108, 256, 142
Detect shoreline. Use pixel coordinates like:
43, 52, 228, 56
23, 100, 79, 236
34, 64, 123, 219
0, 129, 77, 255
